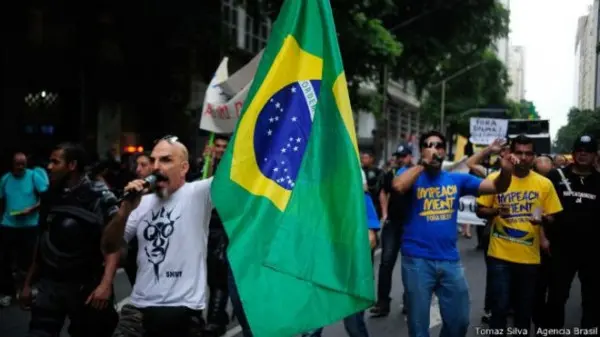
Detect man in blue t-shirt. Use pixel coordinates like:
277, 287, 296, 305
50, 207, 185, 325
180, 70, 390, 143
393, 131, 516, 337
0, 152, 49, 306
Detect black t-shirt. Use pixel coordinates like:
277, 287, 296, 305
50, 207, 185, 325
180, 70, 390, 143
381, 167, 408, 224
546, 165, 600, 244
363, 166, 384, 216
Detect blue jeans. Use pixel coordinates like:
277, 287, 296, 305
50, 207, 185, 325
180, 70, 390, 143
376, 220, 404, 305
301, 311, 369, 337
487, 257, 538, 331
401, 256, 470, 337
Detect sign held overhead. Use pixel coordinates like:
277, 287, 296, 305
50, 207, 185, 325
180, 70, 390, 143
469, 117, 508, 145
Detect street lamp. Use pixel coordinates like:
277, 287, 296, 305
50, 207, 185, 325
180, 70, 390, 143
431, 60, 487, 134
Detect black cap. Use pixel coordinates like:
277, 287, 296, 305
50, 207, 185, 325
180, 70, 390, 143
572, 134, 598, 153
393, 143, 412, 157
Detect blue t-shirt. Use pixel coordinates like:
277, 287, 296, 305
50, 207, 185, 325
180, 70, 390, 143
398, 168, 482, 261
0, 169, 49, 227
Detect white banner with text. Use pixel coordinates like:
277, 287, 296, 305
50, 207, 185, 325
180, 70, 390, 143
469, 118, 508, 145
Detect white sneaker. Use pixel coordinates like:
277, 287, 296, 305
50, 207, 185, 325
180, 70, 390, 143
0, 295, 12, 307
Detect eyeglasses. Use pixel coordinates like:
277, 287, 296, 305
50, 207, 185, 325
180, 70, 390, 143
154, 135, 179, 144
423, 142, 445, 150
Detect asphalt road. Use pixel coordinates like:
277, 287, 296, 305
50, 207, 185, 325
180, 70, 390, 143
0, 237, 586, 337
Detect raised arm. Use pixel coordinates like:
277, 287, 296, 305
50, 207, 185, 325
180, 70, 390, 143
393, 165, 424, 194
393, 147, 437, 194
477, 154, 519, 195
466, 138, 505, 178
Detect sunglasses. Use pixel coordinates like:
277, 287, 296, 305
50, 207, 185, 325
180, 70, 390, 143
154, 135, 179, 144
423, 142, 445, 150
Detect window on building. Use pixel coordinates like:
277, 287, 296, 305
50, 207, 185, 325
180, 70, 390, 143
244, 12, 271, 53
221, 0, 238, 43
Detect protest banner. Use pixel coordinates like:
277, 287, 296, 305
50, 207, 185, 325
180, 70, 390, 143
199, 52, 261, 134
469, 118, 508, 145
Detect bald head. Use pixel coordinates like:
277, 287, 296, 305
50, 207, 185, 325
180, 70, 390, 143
154, 140, 189, 162
534, 156, 553, 176
151, 140, 190, 197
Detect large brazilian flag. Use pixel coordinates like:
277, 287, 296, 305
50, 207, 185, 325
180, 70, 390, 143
211, 0, 375, 335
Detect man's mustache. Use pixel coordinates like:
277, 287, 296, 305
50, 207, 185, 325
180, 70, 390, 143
152, 171, 168, 182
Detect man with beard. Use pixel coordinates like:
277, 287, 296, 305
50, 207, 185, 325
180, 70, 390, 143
544, 134, 600, 331
20, 143, 120, 337
477, 135, 562, 334
394, 131, 515, 337
102, 135, 213, 337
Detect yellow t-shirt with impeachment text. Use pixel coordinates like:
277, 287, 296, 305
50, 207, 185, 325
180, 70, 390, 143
477, 171, 562, 264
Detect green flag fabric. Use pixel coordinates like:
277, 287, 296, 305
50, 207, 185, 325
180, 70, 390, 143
211, 0, 375, 335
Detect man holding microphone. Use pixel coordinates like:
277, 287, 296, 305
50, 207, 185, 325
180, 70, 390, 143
102, 135, 213, 337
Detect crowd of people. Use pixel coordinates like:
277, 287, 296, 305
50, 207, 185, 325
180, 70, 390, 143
0, 130, 598, 337
363, 132, 598, 336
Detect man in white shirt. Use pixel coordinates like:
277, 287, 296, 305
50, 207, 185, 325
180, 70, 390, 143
102, 135, 212, 337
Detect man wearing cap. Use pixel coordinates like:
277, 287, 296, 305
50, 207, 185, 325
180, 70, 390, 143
370, 144, 413, 317
544, 134, 600, 331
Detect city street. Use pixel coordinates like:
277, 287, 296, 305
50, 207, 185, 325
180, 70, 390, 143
0, 237, 584, 337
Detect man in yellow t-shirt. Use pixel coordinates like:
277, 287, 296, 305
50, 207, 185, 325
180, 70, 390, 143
476, 134, 563, 333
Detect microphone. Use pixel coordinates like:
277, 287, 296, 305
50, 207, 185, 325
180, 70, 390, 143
120, 173, 166, 201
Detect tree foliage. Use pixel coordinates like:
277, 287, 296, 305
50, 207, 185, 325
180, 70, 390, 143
253, 0, 509, 114
553, 108, 600, 153
383, 0, 510, 92
419, 50, 512, 136
250, 0, 402, 112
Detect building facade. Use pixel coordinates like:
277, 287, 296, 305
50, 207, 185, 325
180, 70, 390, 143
356, 79, 424, 161
574, 21, 582, 108
575, 2, 598, 111
507, 45, 526, 101
493, 0, 511, 65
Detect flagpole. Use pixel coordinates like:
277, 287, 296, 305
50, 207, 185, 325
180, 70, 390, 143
202, 132, 216, 179
200, 42, 228, 180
